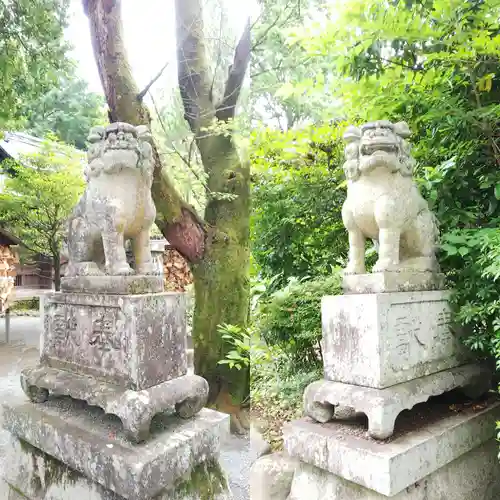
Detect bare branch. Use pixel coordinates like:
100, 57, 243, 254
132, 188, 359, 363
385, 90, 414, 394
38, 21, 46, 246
216, 18, 251, 121
208, 6, 226, 103
251, 0, 296, 52
137, 61, 170, 102
149, 93, 210, 197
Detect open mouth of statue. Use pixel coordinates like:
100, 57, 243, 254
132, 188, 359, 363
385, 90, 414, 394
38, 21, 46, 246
360, 143, 398, 155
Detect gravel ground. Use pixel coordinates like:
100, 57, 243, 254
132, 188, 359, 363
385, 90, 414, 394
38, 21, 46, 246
0, 316, 251, 499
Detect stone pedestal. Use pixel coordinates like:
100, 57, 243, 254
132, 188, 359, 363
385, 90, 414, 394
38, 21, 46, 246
304, 363, 491, 439
304, 290, 490, 440
342, 271, 445, 294
40, 287, 188, 389
281, 399, 500, 499
4, 270, 225, 499
322, 291, 470, 388
0, 398, 232, 499
20, 279, 209, 443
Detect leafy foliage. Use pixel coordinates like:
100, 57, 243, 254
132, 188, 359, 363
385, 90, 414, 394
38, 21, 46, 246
257, 273, 342, 369
217, 323, 251, 371
251, 123, 348, 287
250, 0, 336, 129
0, 141, 85, 288
440, 229, 500, 359
22, 76, 106, 150
0, 0, 71, 129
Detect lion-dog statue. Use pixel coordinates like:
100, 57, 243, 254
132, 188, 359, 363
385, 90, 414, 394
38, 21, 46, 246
65, 122, 157, 277
341, 120, 439, 274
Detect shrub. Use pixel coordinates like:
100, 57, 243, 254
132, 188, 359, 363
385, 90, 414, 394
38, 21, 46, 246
9, 297, 39, 311
440, 229, 500, 363
257, 272, 342, 370
251, 124, 348, 289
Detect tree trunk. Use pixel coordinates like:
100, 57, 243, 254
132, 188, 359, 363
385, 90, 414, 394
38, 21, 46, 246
175, 0, 252, 429
84, 0, 251, 429
53, 252, 61, 291
191, 135, 251, 428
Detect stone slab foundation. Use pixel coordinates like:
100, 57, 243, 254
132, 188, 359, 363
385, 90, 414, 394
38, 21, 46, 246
1, 398, 233, 499
252, 400, 500, 499
286, 439, 500, 500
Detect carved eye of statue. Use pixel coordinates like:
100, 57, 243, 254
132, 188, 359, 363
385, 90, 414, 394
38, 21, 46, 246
108, 133, 117, 143
343, 126, 361, 143
137, 128, 153, 144
394, 121, 411, 138
87, 126, 105, 143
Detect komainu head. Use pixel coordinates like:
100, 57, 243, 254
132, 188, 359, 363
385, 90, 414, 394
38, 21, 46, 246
85, 122, 154, 184
342, 120, 415, 181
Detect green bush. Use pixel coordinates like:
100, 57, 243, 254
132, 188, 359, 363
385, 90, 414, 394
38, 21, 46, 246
257, 272, 342, 370
9, 298, 39, 311
251, 125, 348, 289
440, 229, 500, 363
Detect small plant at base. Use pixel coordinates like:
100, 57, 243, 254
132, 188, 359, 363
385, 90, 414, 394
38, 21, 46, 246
217, 323, 251, 371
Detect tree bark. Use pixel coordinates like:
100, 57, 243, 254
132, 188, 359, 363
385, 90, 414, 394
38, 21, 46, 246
175, 0, 251, 427
53, 252, 61, 291
85, 0, 252, 428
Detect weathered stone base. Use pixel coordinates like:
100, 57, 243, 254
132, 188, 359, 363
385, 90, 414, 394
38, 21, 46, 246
0, 452, 231, 500
284, 400, 500, 497
60, 275, 164, 294
1, 398, 232, 499
322, 291, 471, 388
286, 439, 500, 500
41, 291, 188, 391
303, 363, 491, 439
20, 365, 209, 443
342, 271, 445, 294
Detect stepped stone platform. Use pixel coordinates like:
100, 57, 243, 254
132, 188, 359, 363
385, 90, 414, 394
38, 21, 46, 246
285, 397, 500, 497
1, 397, 231, 499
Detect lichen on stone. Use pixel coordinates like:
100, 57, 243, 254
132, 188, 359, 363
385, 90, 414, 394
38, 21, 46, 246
161, 458, 228, 500
18, 438, 83, 493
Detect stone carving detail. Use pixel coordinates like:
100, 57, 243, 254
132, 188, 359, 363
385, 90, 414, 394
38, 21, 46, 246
65, 122, 157, 277
49, 307, 70, 346
20, 366, 209, 443
303, 363, 492, 440
341, 120, 439, 274
89, 309, 120, 352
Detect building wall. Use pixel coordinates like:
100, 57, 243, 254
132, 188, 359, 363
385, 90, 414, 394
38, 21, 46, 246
0, 245, 18, 312
14, 254, 53, 290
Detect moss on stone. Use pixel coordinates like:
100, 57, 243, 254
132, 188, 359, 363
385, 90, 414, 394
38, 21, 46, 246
18, 438, 82, 493
161, 458, 228, 500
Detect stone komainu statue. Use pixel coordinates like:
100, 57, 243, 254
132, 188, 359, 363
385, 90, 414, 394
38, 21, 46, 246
341, 120, 439, 274
65, 122, 157, 277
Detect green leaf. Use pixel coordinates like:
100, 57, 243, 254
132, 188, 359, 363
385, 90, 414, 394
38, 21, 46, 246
495, 183, 500, 200
441, 244, 458, 256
